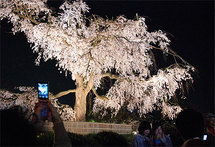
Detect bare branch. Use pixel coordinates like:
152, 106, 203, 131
150, 46, 191, 66
102, 73, 124, 82
62, 38, 71, 47
51, 89, 76, 99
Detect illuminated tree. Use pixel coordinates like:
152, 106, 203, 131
0, 0, 195, 121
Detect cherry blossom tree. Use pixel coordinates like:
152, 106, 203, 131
0, 0, 195, 121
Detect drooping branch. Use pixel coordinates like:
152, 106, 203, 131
51, 89, 76, 99
150, 45, 191, 66
92, 87, 109, 100
112, 35, 191, 67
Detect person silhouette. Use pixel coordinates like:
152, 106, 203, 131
176, 109, 207, 146
32, 100, 72, 147
1, 106, 38, 146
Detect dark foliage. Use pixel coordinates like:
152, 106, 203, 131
68, 132, 100, 146
68, 131, 129, 146
94, 131, 129, 146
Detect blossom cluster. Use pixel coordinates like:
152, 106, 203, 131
93, 66, 194, 119
0, 87, 76, 121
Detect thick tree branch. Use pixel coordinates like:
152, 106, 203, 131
74, 74, 85, 88
102, 73, 124, 82
92, 87, 109, 100
51, 89, 76, 99
85, 73, 94, 93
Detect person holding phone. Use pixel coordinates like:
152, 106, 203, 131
33, 101, 72, 147
33, 82, 72, 147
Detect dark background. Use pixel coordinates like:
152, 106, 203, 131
0, 0, 214, 114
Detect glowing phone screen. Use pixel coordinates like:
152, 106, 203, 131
38, 83, 48, 99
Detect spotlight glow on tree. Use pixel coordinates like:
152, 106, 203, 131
0, 0, 195, 121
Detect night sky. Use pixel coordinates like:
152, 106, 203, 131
0, 0, 214, 114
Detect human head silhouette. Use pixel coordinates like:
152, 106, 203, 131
138, 121, 151, 136
176, 109, 204, 140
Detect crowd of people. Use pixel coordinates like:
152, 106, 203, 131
1, 100, 215, 147
134, 109, 215, 147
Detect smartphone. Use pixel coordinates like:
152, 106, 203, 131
37, 82, 49, 120
203, 134, 207, 141
38, 82, 49, 100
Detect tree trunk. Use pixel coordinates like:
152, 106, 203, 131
73, 74, 94, 121
74, 88, 87, 121
73, 74, 89, 122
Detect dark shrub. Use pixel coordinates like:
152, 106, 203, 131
68, 133, 87, 146
68, 132, 100, 146
1, 107, 39, 146
94, 131, 129, 146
